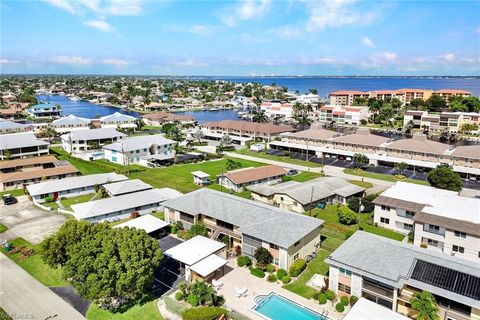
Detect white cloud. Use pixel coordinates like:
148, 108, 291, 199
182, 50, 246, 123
50, 56, 92, 65
475, 27, 480, 34
83, 20, 114, 32
372, 51, 397, 62
0, 59, 19, 64
105, 0, 143, 16
222, 0, 271, 26
45, 0, 143, 16
188, 25, 217, 35
45, 0, 77, 14
362, 37, 375, 48
102, 58, 130, 65
443, 53, 455, 62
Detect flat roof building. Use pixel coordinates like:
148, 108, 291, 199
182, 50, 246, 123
0, 132, 50, 160
113, 214, 169, 234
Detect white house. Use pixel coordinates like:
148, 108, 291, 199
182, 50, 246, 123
260, 102, 294, 119
51, 115, 91, 134
0, 132, 49, 160
0, 120, 31, 135
27, 103, 62, 118
296, 93, 321, 104
100, 112, 137, 129
61, 128, 126, 154
102, 134, 176, 167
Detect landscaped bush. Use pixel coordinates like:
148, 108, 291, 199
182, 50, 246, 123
187, 294, 200, 307
289, 259, 306, 277
282, 275, 291, 284
164, 296, 188, 316
267, 274, 277, 282
324, 289, 335, 301
361, 194, 377, 213
318, 294, 327, 305
345, 230, 355, 239
44, 196, 54, 203
237, 256, 251, 267
335, 303, 345, 313
420, 242, 428, 248
349, 295, 358, 306
182, 307, 228, 320
340, 296, 349, 306
266, 264, 275, 273
347, 197, 361, 213
281, 176, 293, 182
177, 230, 190, 240
175, 291, 184, 301
408, 231, 414, 243
254, 247, 273, 270
250, 268, 265, 278
276, 268, 287, 280
337, 206, 358, 225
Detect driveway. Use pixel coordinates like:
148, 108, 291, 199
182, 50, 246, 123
0, 253, 85, 320
0, 196, 67, 244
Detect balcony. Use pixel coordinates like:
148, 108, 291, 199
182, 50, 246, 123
423, 226, 444, 236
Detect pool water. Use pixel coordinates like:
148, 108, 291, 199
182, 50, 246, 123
253, 294, 327, 320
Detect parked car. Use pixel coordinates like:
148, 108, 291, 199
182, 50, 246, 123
2, 194, 16, 205
287, 169, 298, 176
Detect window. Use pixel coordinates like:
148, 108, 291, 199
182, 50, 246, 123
293, 201, 298, 206
269, 243, 279, 250
380, 217, 390, 224
339, 267, 352, 277
452, 245, 464, 254
338, 283, 351, 294
403, 223, 413, 231
273, 258, 279, 266
405, 211, 415, 219
454, 231, 466, 238
428, 225, 440, 233
293, 253, 299, 260
280, 197, 284, 201
381, 205, 391, 211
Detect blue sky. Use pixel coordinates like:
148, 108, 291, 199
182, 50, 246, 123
1, 0, 479, 75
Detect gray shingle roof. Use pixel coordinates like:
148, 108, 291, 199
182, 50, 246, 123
0, 132, 49, 150
52, 115, 91, 127
0, 120, 30, 130
61, 128, 126, 141
102, 179, 152, 196
162, 188, 323, 248
325, 231, 480, 308
102, 134, 175, 152
100, 112, 136, 122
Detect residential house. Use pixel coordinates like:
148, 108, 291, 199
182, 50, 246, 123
295, 93, 321, 104
0, 132, 50, 160
0, 119, 31, 135
0, 156, 79, 191
26, 172, 127, 202
142, 111, 195, 126
248, 177, 365, 213
373, 182, 480, 262
71, 188, 182, 222
51, 115, 91, 134
102, 179, 153, 197
61, 128, 126, 154
403, 110, 428, 129
163, 188, 324, 270
102, 134, 176, 167
27, 103, 62, 118
218, 165, 287, 192
100, 112, 137, 130
326, 231, 480, 320
191, 171, 211, 186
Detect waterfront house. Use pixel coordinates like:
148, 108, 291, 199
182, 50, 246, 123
27, 103, 62, 118
326, 231, 480, 320
163, 188, 324, 270
0, 132, 49, 160
51, 114, 91, 134
100, 112, 137, 130
218, 165, 287, 192
142, 111, 195, 126
318, 105, 369, 125
61, 128, 126, 155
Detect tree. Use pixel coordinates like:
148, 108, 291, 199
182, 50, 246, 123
409, 98, 427, 110
460, 123, 478, 133
226, 158, 242, 171
353, 97, 367, 106
337, 206, 358, 225
353, 153, 369, 168
296, 116, 312, 130
253, 111, 268, 123
40, 127, 57, 143
180, 281, 224, 307
219, 134, 233, 146
253, 247, 273, 270
309, 88, 318, 95
173, 143, 182, 165
169, 124, 185, 142
347, 197, 361, 213
394, 162, 408, 175
410, 291, 440, 320
188, 223, 208, 238
426, 94, 447, 112
192, 130, 204, 144
427, 164, 463, 192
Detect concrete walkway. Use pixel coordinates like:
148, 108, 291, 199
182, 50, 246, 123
0, 253, 85, 320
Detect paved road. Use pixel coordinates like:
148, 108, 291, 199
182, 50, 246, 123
0, 253, 85, 320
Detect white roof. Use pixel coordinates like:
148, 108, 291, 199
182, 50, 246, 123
191, 171, 210, 178
190, 254, 228, 277
381, 182, 480, 223
0, 120, 30, 130
103, 179, 152, 196
164, 235, 226, 266
100, 112, 136, 122
26, 173, 127, 196
61, 128, 126, 141
52, 115, 91, 127
343, 298, 409, 320
0, 132, 49, 150
113, 214, 169, 233
71, 188, 182, 220
102, 134, 175, 152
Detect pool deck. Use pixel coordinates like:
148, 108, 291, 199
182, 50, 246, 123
217, 260, 344, 320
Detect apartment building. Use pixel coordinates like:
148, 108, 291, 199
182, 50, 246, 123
218, 165, 287, 192
27, 103, 62, 118
99, 112, 137, 129
329, 91, 370, 106
397, 88, 433, 105
0, 132, 49, 160
260, 102, 295, 119
435, 89, 471, 103
61, 128, 126, 154
403, 110, 480, 132
0, 119, 31, 135
403, 110, 428, 129
318, 105, 369, 125
51, 114, 91, 134
373, 182, 480, 262
163, 188, 324, 270
326, 231, 480, 320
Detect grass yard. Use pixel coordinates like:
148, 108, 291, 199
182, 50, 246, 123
0, 308, 12, 320
60, 193, 94, 210
207, 184, 252, 199
0, 223, 7, 233
1, 238, 67, 287
234, 148, 322, 168
289, 171, 322, 182
86, 300, 163, 320
152, 211, 164, 220
344, 168, 430, 186
51, 147, 111, 175
348, 179, 374, 189
0, 189, 26, 198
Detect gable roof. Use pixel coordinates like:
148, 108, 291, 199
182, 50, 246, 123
452, 145, 480, 159
61, 128, 126, 141
384, 134, 451, 154
285, 128, 341, 141
331, 128, 390, 147
0, 120, 30, 130
164, 235, 226, 266
52, 115, 91, 127
102, 134, 175, 152
100, 112, 136, 122
113, 214, 169, 233
222, 165, 287, 185
102, 179, 153, 196
0, 132, 49, 150
0, 165, 79, 183
162, 188, 323, 248
0, 155, 57, 170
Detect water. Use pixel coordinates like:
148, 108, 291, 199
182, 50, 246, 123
253, 294, 327, 320
174, 109, 239, 123
36, 95, 140, 118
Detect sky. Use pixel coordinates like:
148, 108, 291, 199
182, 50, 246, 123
1, 0, 479, 76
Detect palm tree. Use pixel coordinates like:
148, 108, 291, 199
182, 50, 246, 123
394, 162, 408, 175
353, 153, 369, 168
219, 134, 233, 147
173, 143, 182, 165
41, 127, 57, 143
192, 129, 204, 144
296, 116, 312, 130
410, 291, 440, 320
253, 110, 268, 123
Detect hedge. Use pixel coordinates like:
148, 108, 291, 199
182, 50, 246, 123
175, 291, 184, 301
237, 256, 251, 267
164, 296, 188, 316
289, 259, 306, 277
350, 295, 358, 306
318, 294, 327, 305
282, 275, 291, 284
182, 307, 228, 320
340, 296, 349, 306
276, 269, 287, 280
335, 303, 345, 313
250, 268, 265, 278
267, 274, 277, 282
324, 289, 335, 301
266, 264, 275, 273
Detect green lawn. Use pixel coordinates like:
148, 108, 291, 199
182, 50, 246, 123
86, 300, 163, 320
60, 193, 94, 210
152, 211, 164, 220
344, 168, 430, 186
1, 238, 67, 287
234, 148, 322, 168
0, 224, 8, 233
207, 184, 252, 199
0, 308, 13, 320
50, 147, 112, 175
348, 179, 374, 189
289, 171, 321, 182
0, 189, 26, 198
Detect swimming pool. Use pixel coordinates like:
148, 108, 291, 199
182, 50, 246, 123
252, 293, 328, 320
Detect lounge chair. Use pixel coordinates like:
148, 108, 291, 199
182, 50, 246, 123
212, 279, 223, 289
235, 286, 247, 297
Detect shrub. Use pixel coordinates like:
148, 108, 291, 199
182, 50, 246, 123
237, 256, 251, 267
408, 231, 414, 243
350, 295, 358, 306
164, 296, 188, 315
289, 259, 306, 277
187, 294, 200, 307
324, 289, 335, 301
182, 307, 228, 320
254, 247, 273, 270
282, 176, 293, 182
266, 264, 275, 273
335, 303, 345, 313
282, 275, 291, 284
340, 296, 349, 306
318, 294, 327, 305
177, 230, 190, 240
276, 269, 287, 280
175, 291, 184, 301
337, 206, 358, 225
250, 268, 265, 278
347, 197, 361, 213
44, 196, 54, 203
420, 242, 428, 248
267, 274, 277, 282
188, 223, 208, 238
345, 230, 355, 239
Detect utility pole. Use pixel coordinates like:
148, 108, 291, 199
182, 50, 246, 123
309, 186, 315, 216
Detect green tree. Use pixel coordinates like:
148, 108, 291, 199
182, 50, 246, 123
253, 247, 273, 270
192, 130, 204, 144
410, 291, 440, 320
226, 158, 242, 171
188, 223, 208, 238
427, 164, 463, 192
353, 97, 367, 106
219, 134, 233, 146
426, 94, 447, 112
183, 281, 224, 307
409, 98, 427, 110
253, 111, 268, 123
347, 197, 361, 213
353, 153, 369, 168
337, 206, 358, 225
394, 162, 408, 175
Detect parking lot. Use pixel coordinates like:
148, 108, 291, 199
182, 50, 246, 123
0, 196, 67, 244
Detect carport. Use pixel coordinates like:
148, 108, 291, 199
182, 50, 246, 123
113, 214, 169, 238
